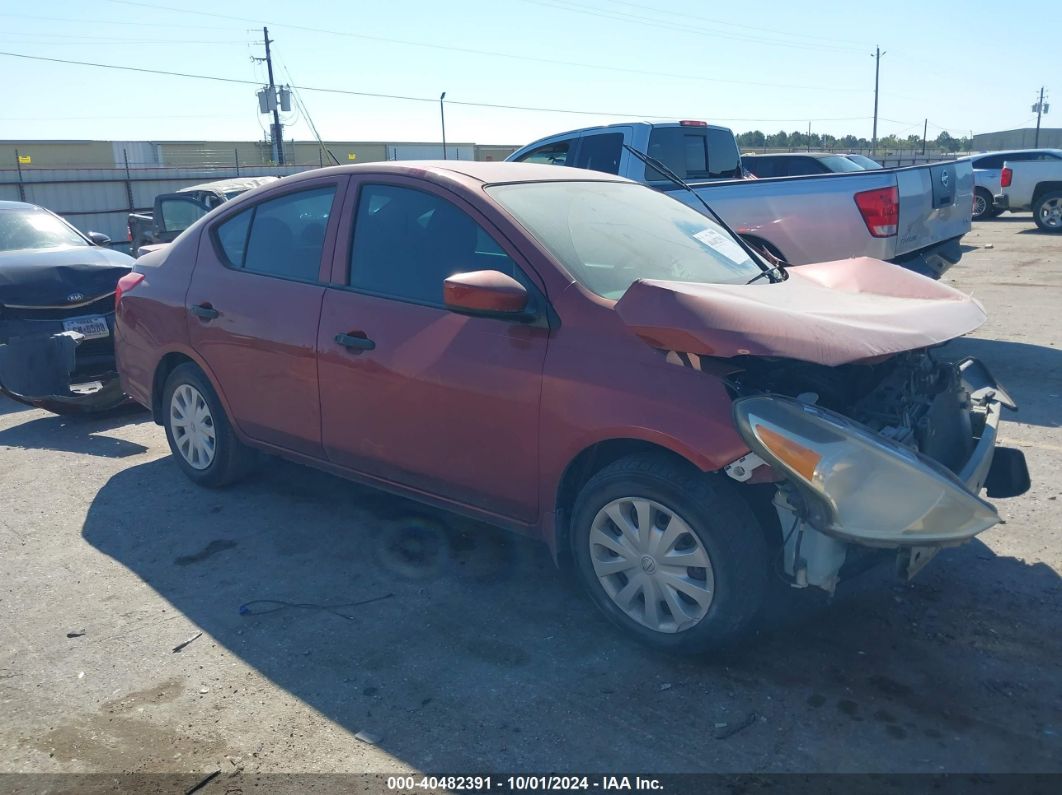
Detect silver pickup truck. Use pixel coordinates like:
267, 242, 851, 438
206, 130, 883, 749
508, 121, 973, 278
994, 158, 1062, 232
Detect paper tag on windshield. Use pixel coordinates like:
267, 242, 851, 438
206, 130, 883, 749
693, 228, 748, 263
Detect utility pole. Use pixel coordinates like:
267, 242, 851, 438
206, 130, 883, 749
807, 121, 811, 151
263, 27, 284, 165
871, 46, 885, 154
1033, 86, 1049, 147
922, 118, 928, 156
439, 92, 447, 160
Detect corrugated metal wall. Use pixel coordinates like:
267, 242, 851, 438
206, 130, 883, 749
0, 164, 313, 244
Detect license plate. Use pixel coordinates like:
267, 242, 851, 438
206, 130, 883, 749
62, 315, 110, 340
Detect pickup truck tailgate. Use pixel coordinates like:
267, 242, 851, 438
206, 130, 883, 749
894, 160, 973, 257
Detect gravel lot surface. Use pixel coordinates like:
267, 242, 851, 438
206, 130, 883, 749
1, 217, 1059, 779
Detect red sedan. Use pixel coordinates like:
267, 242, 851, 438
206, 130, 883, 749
115, 161, 1027, 652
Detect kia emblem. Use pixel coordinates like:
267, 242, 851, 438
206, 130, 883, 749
67, 292, 85, 303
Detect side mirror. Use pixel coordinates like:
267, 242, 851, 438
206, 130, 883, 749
443, 270, 529, 318
87, 231, 111, 246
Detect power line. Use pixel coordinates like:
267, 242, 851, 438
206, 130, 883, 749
0, 50, 876, 123
93, 0, 869, 94
595, 0, 870, 47
519, 0, 866, 53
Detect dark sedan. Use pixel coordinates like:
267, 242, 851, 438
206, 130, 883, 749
0, 201, 133, 413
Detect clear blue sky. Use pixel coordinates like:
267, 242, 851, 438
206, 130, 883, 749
1, 0, 1057, 146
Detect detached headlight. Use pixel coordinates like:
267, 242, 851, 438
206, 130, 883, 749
733, 395, 999, 545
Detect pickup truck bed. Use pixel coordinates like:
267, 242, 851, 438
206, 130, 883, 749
508, 121, 972, 278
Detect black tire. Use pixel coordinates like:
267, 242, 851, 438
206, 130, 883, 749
569, 453, 769, 653
972, 188, 995, 221
161, 362, 255, 487
1032, 190, 1062, 233
740, 235, 786, 265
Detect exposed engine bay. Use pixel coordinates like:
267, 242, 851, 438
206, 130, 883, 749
719, 348, 1029, 594
730, 350, 976, 474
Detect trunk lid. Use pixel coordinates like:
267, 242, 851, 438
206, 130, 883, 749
893, 160, 973, 256
614, 257, 986, 367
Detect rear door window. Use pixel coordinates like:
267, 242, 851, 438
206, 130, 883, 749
514, 140, 572, 166
574, 133, 623, 174
214, 185, 336, 281
742, 157, 777, 178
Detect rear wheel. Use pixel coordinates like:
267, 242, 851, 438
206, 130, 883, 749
1033, 191, 1062, 232
570, 453, 768, 653
162, 363, 254, 487
972, 188, 995, 221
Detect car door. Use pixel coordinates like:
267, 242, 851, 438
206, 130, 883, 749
155, 194, 211, 243
186, 175, 345, 457
317, 177, 550, 523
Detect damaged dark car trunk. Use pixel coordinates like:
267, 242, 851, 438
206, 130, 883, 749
0, 202, 134, 414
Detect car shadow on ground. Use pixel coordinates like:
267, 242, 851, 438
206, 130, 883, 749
0, 404, 151, 458
939, 337, 1062, 427
81, 455, 1062, 772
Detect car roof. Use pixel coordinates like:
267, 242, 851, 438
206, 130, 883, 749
273, 160, 633, 187
0, 200, 43, 211
177, 176, 279, 194
742, 152, 843, 159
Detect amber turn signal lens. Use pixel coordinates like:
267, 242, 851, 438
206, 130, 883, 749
754, 424, 822, 481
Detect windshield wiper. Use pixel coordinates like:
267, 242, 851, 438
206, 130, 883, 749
622, 144, 786, 284
744, 263, 786, 285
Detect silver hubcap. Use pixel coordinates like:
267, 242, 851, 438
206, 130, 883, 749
973, 195, 987, 217
170, 384, 216, 470
589, 497, 715, 633
1039, 198, 1062, 228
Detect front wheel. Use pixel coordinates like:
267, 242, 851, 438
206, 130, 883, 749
1033, 191, 1062, 233
570, 453, 768, 653
162, 363, 255, 487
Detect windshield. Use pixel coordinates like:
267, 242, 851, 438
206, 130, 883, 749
0, 209, 87, 252
846, 155, 882, 169
488, 181, 763, 299
818, 155, 866, 172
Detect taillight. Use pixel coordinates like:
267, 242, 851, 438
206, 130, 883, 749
115, 272, 145, 310
679, 119, 708, 127
127, 224, 132, 242
1001, 166, 1013, 188
854, 186, 899, 237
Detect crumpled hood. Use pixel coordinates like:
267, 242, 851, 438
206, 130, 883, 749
614, 257, 986, 366
0, 246, 133, 307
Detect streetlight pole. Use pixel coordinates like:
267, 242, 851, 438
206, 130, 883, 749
439, 92, 447, 160
871, 46, 885, 154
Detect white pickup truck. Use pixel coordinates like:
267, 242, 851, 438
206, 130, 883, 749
994, 159, 1062, 232
508, 121, 973, 278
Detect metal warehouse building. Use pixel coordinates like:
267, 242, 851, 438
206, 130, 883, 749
971, 128, 1062, 150
1, 139, 519, 169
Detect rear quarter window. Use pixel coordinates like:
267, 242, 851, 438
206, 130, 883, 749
644, 126, 741, 182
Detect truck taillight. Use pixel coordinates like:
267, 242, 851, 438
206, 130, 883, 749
854, 186, 899, 237
127, 224, 132, 242
115, 272, 145, 310
1001, 166, 1013, 188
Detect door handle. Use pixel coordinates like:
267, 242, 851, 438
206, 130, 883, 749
335, 333, 375, 351
190, 303, 219, 320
